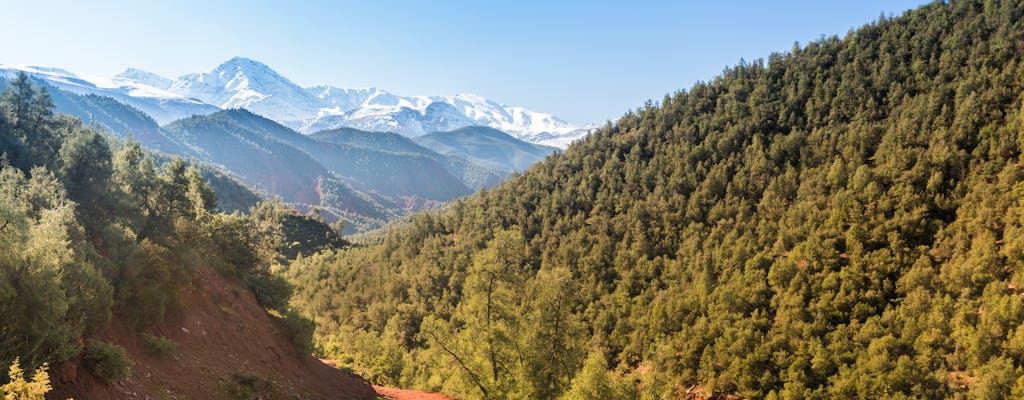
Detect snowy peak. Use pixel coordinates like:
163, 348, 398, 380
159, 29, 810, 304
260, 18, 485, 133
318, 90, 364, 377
112, 68, 173, 90
1, 57, 591, 147
169, 57, 320, 121
0, 63, 219, 124
159, 57, 587, 146
308, 85, 383, 116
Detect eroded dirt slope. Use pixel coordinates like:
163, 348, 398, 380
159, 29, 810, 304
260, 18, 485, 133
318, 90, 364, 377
49, 266, 376, 400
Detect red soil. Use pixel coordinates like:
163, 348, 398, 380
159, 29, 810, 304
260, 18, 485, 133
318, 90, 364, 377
373, 385, 457, 400
49, 266, 376, 400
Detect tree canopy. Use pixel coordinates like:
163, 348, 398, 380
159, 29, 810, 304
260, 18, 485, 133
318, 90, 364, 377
0, 72, 311, 386
287, 1, 1024, 398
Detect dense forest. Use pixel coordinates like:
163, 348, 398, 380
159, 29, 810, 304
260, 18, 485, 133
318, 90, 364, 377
287, 1, 1024, 398
0, 72, 317, 394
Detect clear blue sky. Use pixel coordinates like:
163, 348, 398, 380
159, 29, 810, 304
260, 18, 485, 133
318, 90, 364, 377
1, 0, 930, 125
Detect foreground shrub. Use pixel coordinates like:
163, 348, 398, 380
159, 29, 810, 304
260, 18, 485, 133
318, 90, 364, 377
1, 358, 51, 400
267, 309, 315, 354
82, 341, 132, 383
141, 334, 178, 357
244, 271, 292, 313
222, 371, 272, 400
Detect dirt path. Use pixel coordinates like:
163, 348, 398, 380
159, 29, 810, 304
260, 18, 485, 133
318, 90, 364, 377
373, 385, 456, 400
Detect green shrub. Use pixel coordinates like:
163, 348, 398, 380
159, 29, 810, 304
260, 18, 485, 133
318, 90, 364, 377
82, 341, 131, 383
268, 309, 315, 354
222, 371, 272, 400
141, 334, 177, 357
244, 271, 292, 313
120, 240, 189, 329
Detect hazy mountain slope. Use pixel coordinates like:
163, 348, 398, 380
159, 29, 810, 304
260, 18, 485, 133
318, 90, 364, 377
312, 127, 442, 157
0, 77, 195, 157
164, 111, 330, 204
288, 1, 1024, 399
51, 90, 198, 156
413, 126, 557, 173
3, 77, 261, 213
312, 127, 506, 189
204, 109, 473, 201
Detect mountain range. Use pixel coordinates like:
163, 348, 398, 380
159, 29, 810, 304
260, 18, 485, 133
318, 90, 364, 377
0, 57, 592, 148
0, 61, 570, 232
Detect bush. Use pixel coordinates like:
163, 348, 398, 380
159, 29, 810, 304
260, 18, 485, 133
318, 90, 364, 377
82, 341, 131, 383
141, 334, 177, 357
222, 371, 272, 400
244, 271, 292, 313
120, 240, 189, 329
1, 358, 52, 400
268, 309, 315, 354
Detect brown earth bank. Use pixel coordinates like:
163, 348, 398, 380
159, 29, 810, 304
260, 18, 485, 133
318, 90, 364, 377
372, 385, 456, 400
48, 266, 377, 400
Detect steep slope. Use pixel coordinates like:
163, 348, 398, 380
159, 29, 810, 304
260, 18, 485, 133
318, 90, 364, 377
0, 76, 372, 399
50, 266, 376, 400
312, 127, 443, 156
288, 1, 1024, 399
413, 126, 557, 173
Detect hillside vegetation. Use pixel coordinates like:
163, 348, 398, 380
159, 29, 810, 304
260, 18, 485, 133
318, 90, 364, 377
288, 1, 1024, 399
0, 72, 371, 397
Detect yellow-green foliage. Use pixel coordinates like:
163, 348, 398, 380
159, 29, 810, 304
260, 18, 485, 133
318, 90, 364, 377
1, 359, 51, 400
287, 1, 1024, 399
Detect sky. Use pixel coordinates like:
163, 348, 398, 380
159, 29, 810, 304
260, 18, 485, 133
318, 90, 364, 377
0, 0, 931, 125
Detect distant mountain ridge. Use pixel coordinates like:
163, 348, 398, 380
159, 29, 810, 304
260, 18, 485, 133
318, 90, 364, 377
0, 65, 562, 232
0, 57, 590, 148
413, 126, 559, 173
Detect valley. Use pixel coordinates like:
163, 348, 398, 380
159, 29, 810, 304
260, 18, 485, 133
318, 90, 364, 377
0, 61, 573, 232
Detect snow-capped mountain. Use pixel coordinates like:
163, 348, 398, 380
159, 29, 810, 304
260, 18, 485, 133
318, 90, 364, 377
169, 57, 325, 123
1, 58, 589, 148
113, 68, 174, 90
0, 64, 219, 124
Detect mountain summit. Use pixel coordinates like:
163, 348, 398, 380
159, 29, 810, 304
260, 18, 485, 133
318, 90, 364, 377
1, 57, 587, 147
99, 57, 588, 147
169, 57, 321, 122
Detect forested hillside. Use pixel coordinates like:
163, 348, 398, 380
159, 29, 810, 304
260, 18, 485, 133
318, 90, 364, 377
0, 72, 371, 398
287, 1, 1024, 398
